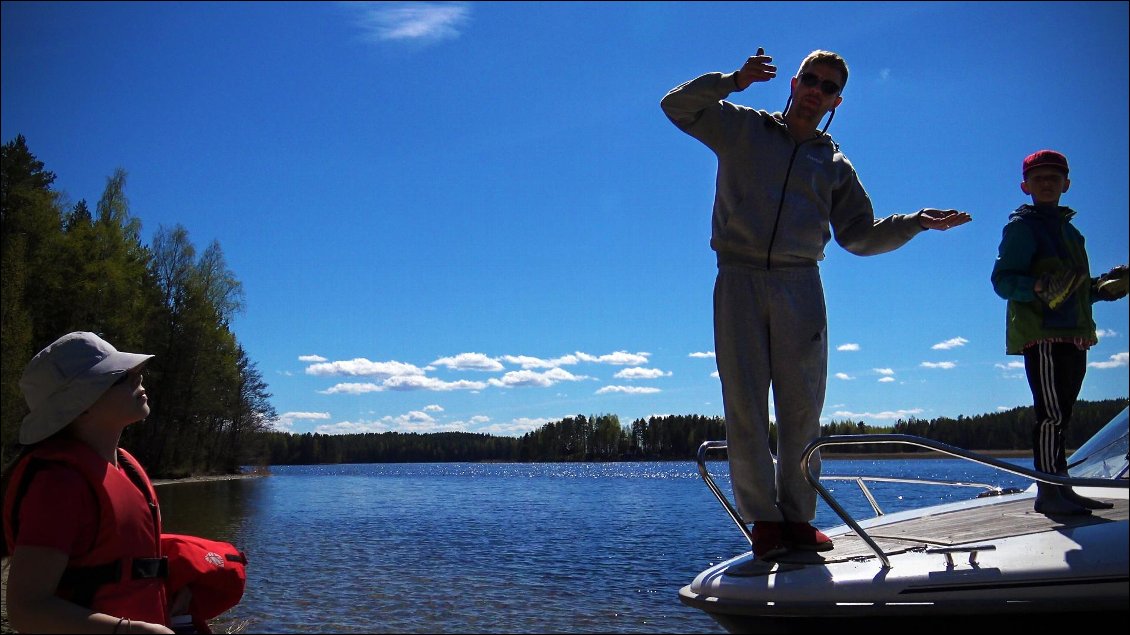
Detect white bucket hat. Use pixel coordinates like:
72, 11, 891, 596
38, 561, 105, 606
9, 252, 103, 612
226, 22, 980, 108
19, 331, 154, 445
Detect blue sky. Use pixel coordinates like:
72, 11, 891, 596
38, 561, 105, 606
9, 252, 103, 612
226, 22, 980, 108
3, 1, 1127, 437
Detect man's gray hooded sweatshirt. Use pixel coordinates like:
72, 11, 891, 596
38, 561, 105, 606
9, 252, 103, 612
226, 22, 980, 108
660, 71, 925, 266
661, 71, 929, 524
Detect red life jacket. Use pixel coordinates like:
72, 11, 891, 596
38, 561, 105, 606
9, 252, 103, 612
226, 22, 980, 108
3, 437, 169, 626
162, 533, 247, 629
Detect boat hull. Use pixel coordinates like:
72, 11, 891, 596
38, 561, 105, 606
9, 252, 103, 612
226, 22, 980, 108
680, 494, 1129, 634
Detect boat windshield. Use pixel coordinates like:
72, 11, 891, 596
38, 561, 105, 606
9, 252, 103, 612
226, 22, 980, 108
1067, 407, 1129, 480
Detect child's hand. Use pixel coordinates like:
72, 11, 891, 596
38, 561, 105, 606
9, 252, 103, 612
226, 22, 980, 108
1096, 264, 1129, 300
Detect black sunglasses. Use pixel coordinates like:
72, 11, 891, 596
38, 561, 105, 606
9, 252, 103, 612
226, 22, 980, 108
797, 72, 841, 96
113, 370, 141, 387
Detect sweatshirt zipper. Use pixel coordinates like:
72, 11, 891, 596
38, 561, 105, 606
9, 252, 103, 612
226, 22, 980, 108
764, 141, 807, 270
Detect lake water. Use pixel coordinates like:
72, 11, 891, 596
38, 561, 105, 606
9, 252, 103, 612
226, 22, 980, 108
157, 457, 1033, 634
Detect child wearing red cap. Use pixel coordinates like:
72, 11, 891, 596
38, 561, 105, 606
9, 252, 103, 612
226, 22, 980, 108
991, 150, 1127, 515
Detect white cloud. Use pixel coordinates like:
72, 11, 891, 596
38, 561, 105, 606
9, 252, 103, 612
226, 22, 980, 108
306, 358, 425, 378
595, 385, 662, 395
281, 411, 332, 420
575, 350, 651, 365
488, 367, 591, 388
320, 376, 486, 393
879, 68, 891, 81
689, 351, 716, 358
424, 404, 444, 412
352, 1, 470, 43
500, 354, 580, 369
837, 343, 860, 351
1089, 352, 1129, 369
269, 411, 331, 432
873, 368, 895, 376
995, 360, 1025, 370
321, 382, 384, 395
878, 377, 895, 383
314, 420, 391, 435
1096, 328, 1119, 339
834, 372, 854, 380
429, 352, 504, 372
832, 408, 923, 420
298, 354, 327, 363
932, 337, 969, 350
383, 376, 487, 391
614, 367, 671, 380
920, 361, 957, 369
480, 417, 553, 437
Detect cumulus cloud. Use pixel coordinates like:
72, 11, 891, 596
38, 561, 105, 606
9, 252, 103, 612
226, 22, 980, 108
920, 361, 957, 369
488, 367, 591, 388
614, 367, 671, 380
837, 343, 860, 351
874, 368, 895, 376
269, 411, 331, 432
320, 377, 486, 393
878, 377, 895, 383
595, 385, 662, 395
689, 351, 716, 358
382, 376, 488, 391
298, 354, 327, 362
995, 361, 1025, 370
306, 358, 425, 378
834, 372, 854, 380
1089, 352, 1129, 369
500, 354, 580, 369
576, 350, 650, 365
321, 382, 384, 395
480, 417, 553, 437
429, 352, 504, 372
1096, 329, 1119, 339
351, 1, 470, 43
932, 337, 969, 350
832, 408, 923, 420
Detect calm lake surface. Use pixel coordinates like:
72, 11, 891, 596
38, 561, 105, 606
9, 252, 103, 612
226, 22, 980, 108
158, 457, 1032, 634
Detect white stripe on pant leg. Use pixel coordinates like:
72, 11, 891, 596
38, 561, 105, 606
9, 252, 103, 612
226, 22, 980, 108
1036, 342, 1062, 474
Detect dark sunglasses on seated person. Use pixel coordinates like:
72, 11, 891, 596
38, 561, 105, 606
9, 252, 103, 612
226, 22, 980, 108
797, 72, 841, 96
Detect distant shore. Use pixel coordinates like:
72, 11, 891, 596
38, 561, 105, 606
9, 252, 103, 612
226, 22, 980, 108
151, 472, 265, 486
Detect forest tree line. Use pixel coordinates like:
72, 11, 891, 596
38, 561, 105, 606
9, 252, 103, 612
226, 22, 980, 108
3, 135, 1127, 477
260, 399, 1128, 466
2, 135, 277, 477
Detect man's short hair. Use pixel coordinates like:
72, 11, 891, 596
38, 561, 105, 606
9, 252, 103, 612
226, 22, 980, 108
799, 50, 849, 89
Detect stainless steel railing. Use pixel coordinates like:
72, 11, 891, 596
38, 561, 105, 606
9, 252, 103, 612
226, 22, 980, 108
695, 434, 1129, 569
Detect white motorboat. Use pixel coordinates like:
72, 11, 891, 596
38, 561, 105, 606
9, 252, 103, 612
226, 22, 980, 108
680, 407, 1129, 633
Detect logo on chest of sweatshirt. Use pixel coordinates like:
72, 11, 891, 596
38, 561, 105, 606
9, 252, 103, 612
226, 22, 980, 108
805, 152, 825, 166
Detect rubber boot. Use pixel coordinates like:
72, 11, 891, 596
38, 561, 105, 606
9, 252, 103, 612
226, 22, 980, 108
1034, 483, 1092, 516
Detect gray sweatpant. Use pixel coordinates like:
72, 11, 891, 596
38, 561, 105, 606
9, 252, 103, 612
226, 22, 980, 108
714, 264, 827, 523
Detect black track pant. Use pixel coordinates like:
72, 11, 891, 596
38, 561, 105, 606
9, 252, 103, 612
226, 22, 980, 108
1023, 341, 1087, 474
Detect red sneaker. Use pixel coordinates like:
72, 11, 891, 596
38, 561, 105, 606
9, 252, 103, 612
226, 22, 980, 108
784, 521, 834, 551
750, 521, 788, 560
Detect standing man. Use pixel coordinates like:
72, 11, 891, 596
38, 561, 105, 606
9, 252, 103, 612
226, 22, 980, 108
661, 49, 971, 559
